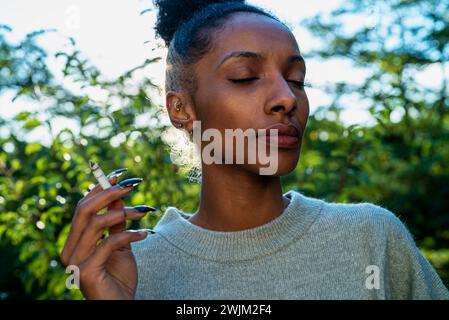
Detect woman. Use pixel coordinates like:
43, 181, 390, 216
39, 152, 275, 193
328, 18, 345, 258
60, 0, 449, 299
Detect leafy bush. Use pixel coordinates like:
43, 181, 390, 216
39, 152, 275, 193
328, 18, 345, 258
0, 0, 448, 298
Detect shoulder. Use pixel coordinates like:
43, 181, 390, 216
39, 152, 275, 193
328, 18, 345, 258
323, 198, 401, 225
291, 190, 411, 241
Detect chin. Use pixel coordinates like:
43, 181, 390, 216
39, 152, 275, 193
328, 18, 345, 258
244, 152, 300, 177
273, 149, 301, 175
267, 161, 299, 176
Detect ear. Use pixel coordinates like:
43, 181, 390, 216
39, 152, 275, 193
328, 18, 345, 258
166, 90, 197, 134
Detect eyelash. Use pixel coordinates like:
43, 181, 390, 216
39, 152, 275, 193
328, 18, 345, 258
229, 77, 309, 89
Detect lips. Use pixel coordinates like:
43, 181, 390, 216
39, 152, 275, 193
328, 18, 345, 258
260, 123, 300, 149
263, 123, 300, 137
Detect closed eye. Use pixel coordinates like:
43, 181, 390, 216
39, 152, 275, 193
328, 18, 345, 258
229, 77, 259, 83
229, 78, 309, 89
289, 80, 306, 89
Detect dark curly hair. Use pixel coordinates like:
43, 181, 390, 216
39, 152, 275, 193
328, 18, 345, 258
152, 0, 288, 96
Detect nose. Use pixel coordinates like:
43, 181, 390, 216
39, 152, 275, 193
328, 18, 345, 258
264, 76, 298, 116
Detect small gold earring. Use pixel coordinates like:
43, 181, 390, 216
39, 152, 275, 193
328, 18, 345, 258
175, 123, 183, 128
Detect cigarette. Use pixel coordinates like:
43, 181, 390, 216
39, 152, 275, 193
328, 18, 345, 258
89, 160, 112, 190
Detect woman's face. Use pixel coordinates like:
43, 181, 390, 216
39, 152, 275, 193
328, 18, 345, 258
191, 12, 309, 176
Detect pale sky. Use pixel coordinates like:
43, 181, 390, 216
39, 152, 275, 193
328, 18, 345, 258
0, 0, 444, 144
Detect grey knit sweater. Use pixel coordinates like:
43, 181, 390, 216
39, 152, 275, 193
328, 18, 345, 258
131, 190, 449, 300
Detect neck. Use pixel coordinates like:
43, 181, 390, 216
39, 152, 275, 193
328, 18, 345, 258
188, 164, 289, 231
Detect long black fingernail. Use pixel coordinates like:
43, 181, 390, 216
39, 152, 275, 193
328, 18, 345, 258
134, 205, 156, 212
107, 168, 128, 179
140, 228, 156, 234
119, 178, 143, 188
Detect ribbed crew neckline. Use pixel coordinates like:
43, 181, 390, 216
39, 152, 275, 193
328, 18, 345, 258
153, 190, 324, 261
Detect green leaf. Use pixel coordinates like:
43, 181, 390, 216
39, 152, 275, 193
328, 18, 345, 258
25, 143, 42, 155
15, 111, 32, 121
10, 158, 21, 171
24, 118, 42, 130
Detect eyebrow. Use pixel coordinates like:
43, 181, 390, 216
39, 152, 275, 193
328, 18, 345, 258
216, 51, 304, 70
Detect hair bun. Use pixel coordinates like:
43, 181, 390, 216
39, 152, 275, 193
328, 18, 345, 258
153, 0, 245, 46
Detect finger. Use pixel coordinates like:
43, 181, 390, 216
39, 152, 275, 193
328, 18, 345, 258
79, 184, 137, 221
85, 231, 148, 269
108, 198, 126, 235
108, 198, 124, 212
106, 178, 141, 235
79, 175, 117, 204
61, 185, 136, 265
78, 167, 127, 206
68, 207, 151, 265
105, 179, 126, 234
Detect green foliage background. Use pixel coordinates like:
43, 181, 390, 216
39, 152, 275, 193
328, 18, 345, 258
0, 0, 448, 299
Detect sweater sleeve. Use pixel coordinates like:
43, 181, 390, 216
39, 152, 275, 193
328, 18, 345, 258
381, 208, 449, 300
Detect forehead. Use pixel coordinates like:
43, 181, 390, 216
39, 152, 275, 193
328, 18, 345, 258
207, 12, 300, 65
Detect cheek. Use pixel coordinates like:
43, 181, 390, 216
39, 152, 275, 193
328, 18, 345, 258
297, 92, 310, 125
195, 85, 259, 130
